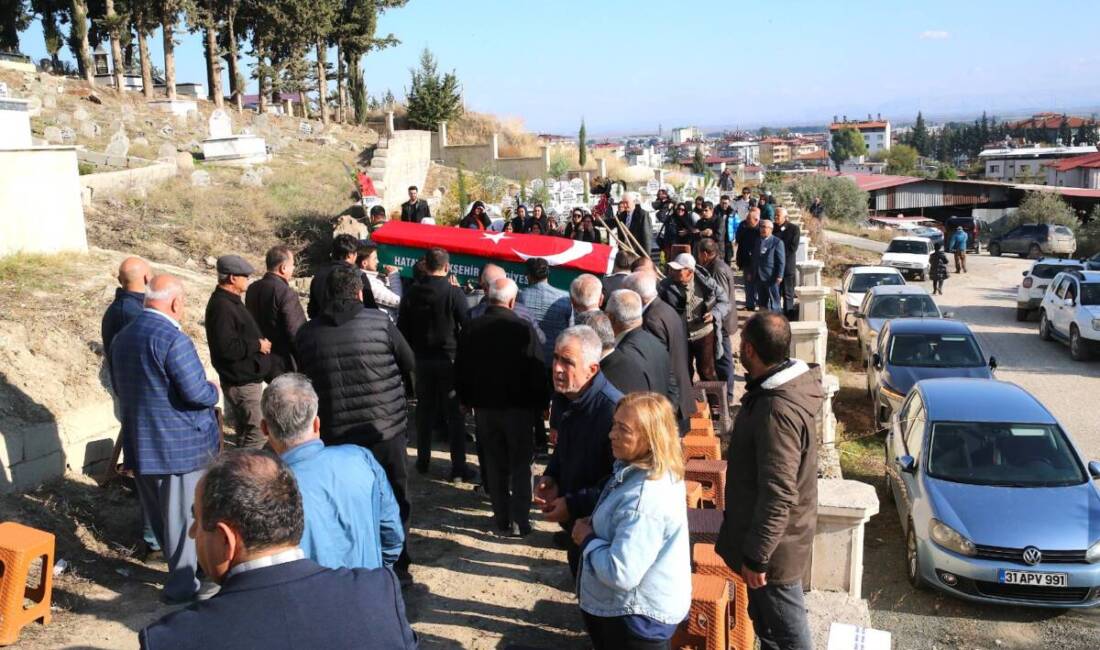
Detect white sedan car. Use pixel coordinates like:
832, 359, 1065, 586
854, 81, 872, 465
837, 266, 906, 331
881, 236, 934, 281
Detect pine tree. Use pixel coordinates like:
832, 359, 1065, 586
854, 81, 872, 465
406, 48, 462, 130
0, 0, 31, 51
911, 111, 930, 156
336, 0, 405, 125
578, 119, 587, 167
692, 145, 706, 174
456, 163, 469, 216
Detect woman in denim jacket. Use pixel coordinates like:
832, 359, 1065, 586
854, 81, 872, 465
572, 392, 691, 649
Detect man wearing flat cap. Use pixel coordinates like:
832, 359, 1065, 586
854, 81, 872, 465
205, 255, 272, 448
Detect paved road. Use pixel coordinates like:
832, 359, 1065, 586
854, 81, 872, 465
825, 229, 889, 254
930, 252, 1100, 460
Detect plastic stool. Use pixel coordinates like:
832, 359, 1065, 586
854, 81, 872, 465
671, 573, 729, 650
689, 417, 715, 436
693, 543, 756, 650
685, 480, 704, 508
697, 380, 732, 434
0, 522, 54, 645
682, 435, 721, 461
687, 508, 725, 546
685, 458, 727, 509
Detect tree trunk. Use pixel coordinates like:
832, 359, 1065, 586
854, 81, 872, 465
71, 0, 94, 85
224, 12, 242, 111
345, 48, 365, 125
105, 0, 125, 91
315, 41, 328, 126
299, 90, 309, 119
257, 58, 267, 114
137, 28, 153, 98
336, 43, 347, 123
162, 18, 176, 99
205, 26, 223, 108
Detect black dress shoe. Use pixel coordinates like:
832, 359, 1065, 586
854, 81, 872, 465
498, 523, 531, 539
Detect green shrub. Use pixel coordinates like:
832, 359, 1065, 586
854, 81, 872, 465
790, 175, 869, 223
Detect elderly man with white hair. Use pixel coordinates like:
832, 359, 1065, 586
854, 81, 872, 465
611, 192, 653, 257
606, 289, 672, 397
569, 273, 603, 315
575, 309, 647, 395
456, 277, 551, 538
624, 271, 694, 430
534, 325, 623, 575
469, 263, 545, 346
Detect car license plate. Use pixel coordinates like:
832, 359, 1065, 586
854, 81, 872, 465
998, 570, 1068, 587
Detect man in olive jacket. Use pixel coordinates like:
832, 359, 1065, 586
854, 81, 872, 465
716, 312, 823, 650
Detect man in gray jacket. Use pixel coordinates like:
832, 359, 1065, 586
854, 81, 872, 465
658, 253, 730, 382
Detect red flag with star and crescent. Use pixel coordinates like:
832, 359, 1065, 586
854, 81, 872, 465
371, 221, 616, 276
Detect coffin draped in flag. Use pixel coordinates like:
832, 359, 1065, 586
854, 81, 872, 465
371, 221, 616, 290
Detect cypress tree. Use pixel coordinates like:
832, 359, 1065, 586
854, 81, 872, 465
578, 119, 587, 167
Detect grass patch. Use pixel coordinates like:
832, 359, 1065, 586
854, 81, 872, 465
827, 220, 895, 243
0, 253, 74, 293
839, 435, 885, 484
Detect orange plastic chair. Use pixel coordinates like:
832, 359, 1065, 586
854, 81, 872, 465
685, 458, 727, 510
685, 480, 704, 508
682, 435, 721, 461
693, 543, 756, 650
0, 522, 54, 646
671, 573, 729, 650
687, 508, 725, 546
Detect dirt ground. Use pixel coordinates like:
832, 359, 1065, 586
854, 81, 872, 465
2, 434, 590, 650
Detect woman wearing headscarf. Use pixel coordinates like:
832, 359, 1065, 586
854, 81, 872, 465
459, 201, 492, 230
572, 392, 690, 649
929, 242, 949, 295
526, 204, 549, 234
563, 208, 585, 239
670, 202, 697, 248
511, 205, 529, 233
574, 212, 599, 243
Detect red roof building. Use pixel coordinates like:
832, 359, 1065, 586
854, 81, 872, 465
1046, 149, 1100, 189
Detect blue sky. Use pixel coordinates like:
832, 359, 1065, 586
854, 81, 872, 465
17, 0, 1100, 135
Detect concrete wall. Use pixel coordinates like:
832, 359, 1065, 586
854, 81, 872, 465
370, 129, 433, 215
0, 146, 88, 257
430, 121, 550, 181
80, 159, 178, 204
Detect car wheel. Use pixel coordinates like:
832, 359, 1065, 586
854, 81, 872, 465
1028, 244, 1042, 259
1015, 307, 1029, 322
1039, 311, 1054, 341
906, 524, 927, 589
1070, 326, 1092, 361
989, 242, 1001, 257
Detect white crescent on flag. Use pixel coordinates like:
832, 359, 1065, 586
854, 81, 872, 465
512, 241, 593, 266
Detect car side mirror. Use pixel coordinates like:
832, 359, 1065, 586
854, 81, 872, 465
1064, 298, 1075, 307
843, 312, 860, 328
988, 356, 998, 371
1022, 270, 1029, 276
943, 311, 954, 319
898, 455, 917, 474
872, 353, 883, 370
1089, 461, 1100, 479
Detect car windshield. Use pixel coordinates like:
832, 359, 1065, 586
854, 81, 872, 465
1053, 226, 1074, 236
868, 295, 940, 319
888, 333, 983, 367
886, 240, 929, 254
1031, 263, 1082, 279
849, 273, 904, 293
927, 422, 1086, 487
914, 228, 940, 238
1081, 283, 1100, 306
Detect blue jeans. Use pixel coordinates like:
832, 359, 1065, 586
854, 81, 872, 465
747, 581, 813, 650
755, 279, 782, 312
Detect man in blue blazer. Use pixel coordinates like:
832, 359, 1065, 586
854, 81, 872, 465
754, 219, 786, 313
139, 450, 418, 650
111, 274, 220, 603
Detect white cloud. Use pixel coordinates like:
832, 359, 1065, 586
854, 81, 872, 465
920, 30, 950, 40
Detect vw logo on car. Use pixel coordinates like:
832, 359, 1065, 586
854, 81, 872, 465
1023, 547, 1043, 566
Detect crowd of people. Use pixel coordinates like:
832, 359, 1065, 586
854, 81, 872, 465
99, 182, 822, 650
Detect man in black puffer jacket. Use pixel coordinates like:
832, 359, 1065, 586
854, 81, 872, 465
294, 265, 416, 582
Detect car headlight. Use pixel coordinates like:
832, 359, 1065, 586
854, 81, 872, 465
1088, 539, 1100, 564
930, 518, 976, 556
1092, 319, 1100, 332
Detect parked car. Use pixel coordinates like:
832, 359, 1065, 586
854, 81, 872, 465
1083, 251, 1100, 271
868, 319, 996, 428
881, 237, 934, 280
945, 216, 981, 253
1016, 258, 1085, 321
912, 226, 945, 248
885, 378, 1100, 608
836, 266, 906, 331
988, 224, 1077, 259
1038, 270, 1100, 361
845, 285, 945, 363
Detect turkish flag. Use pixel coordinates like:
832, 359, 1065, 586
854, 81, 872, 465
357, 172, 377, 197
371, 222, 615, 276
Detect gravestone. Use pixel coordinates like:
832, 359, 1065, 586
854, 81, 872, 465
704, 186, 720, 202
80, 121, 100, 138
191, 170, 211, 187
175, 152, 194, 172
646, 179, 660, 193
530, 178, 543, 191
42, 94, 56, 109
131, 136, 149, 148
121, 105, 135, 123
106, 128, 130, 157
157, 142, 177, 162
298, 121, 313, 135
208, 109, 232, 139
43, 126, 62, 144
560, 188, 577, 205
570, 178, 584, 193
610, 183, 623, 202
26, 96, 42, 114
73, 107, 89, 122
239, 168, 263, 188
59, 126, 75, 144
56, 112, 71, 125
159, 125, 174, 138
0, 82, 7, 97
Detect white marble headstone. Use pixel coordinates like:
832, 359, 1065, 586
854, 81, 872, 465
561, 188, 577, 204
570, 178, 584, 193
530, 178, 543, 191
646, 179, 660, 193
208, 109, 232, 139
0, 82, 8, 98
